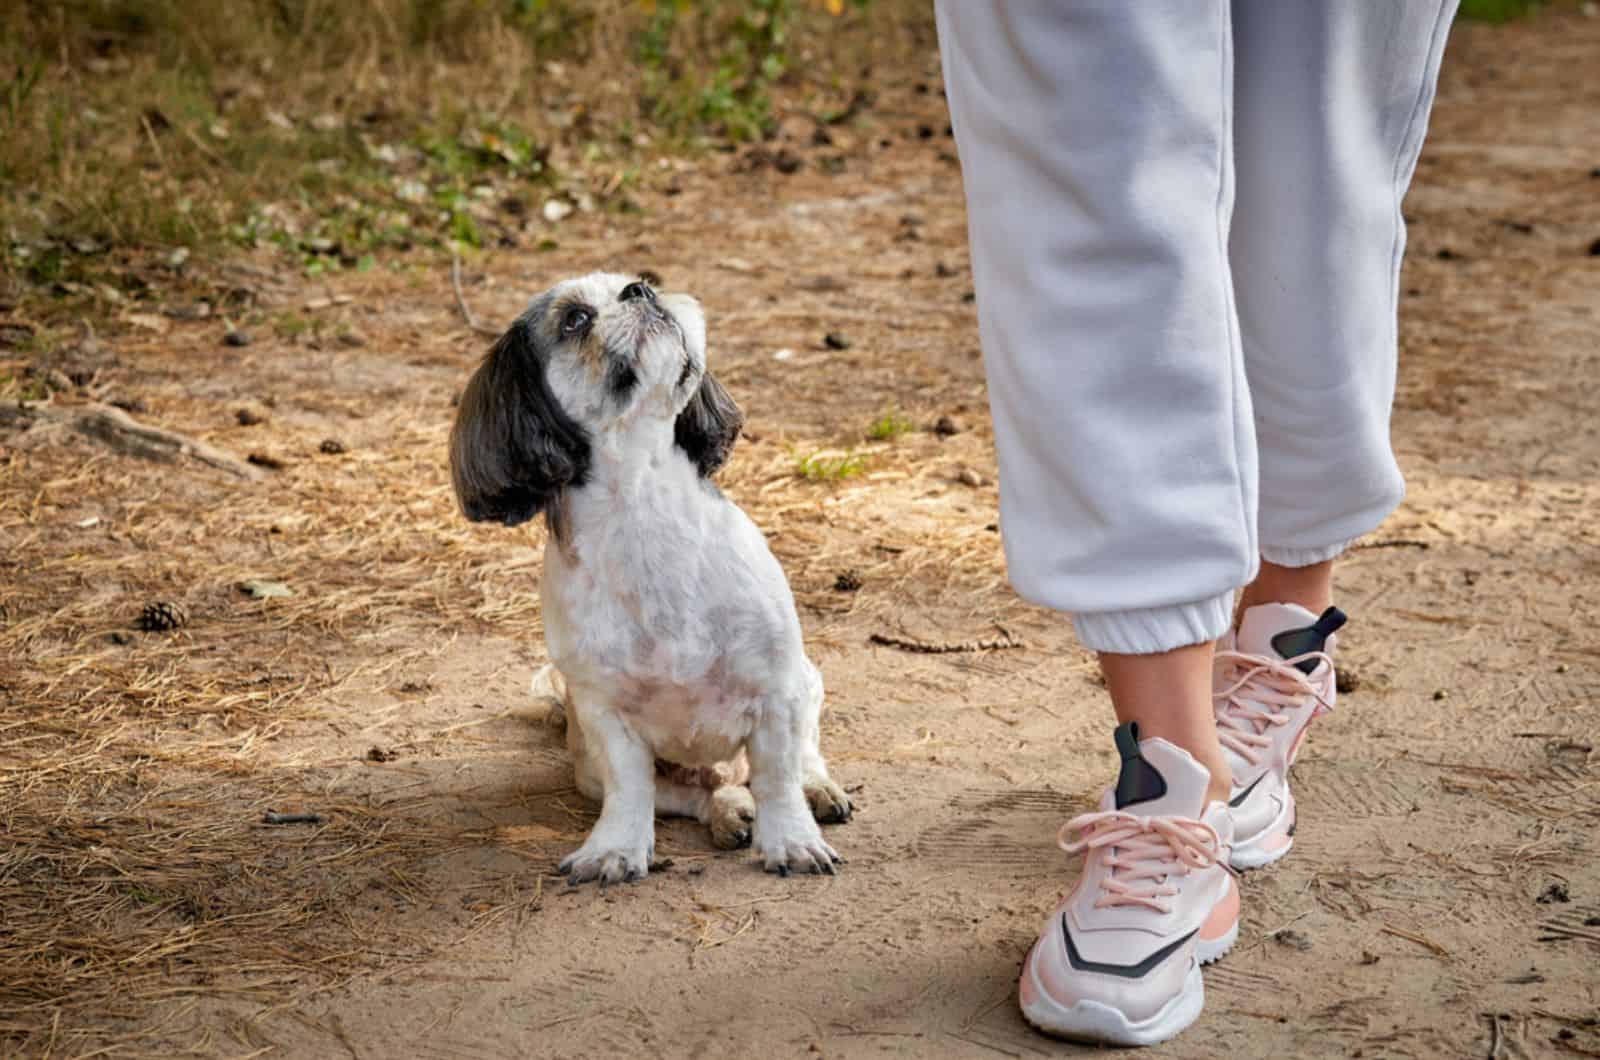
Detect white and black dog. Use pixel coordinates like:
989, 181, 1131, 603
450, 273, 850, 884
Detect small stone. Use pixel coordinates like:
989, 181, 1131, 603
1432, 689, 1448, 701
1336, 668, 1361, 694
366, 746, 396, 763
773, 149, 802, 174
223, 329, 252, 347
916, 123, 935, 139
935, 262, 957, 278
319, 438, 346, 455
933, 415, 961, 437
1273, 928, 1312, 951
1589, 237, 1600, 257
1359, 950, 1380, 965
239, 579, 294, 599
236, 406, 268, 426
1436, 247, 1462, 261
823, 332, 851, 350
955, 466, 984, 487
1536, 881, 1571, 904
247, 452, 287, 470
834, 570, 863, 592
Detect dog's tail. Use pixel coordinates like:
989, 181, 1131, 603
529, 663, 571, 730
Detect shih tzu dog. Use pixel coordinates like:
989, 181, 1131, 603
449, 272, 851, 884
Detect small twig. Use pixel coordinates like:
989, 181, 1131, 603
1484, 1012, 1507, 1060
1381, 922, 1451, 957
451, 251, 499, 337
139, 112, 166, 168
1353, 538, 1431, 551
262, 810, 324, 825
869, 628, 1024, 654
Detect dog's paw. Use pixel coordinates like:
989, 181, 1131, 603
754, 816, 841, 877
559, 835, 652, 886
707, 786, 756, 850
803, 776, 852, 825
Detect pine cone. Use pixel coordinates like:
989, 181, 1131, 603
137, 600, 187, 633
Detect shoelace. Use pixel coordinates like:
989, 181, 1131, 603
1058, 811, 1229, 914
1212, 650, 1335, 767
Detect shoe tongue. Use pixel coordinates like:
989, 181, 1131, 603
1236, 603, 1347, 676
1112, 722, 1212, 817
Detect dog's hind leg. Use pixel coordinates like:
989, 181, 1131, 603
796, 663, 852, 825
652, 761, 756, 850
557, 689, 657, 886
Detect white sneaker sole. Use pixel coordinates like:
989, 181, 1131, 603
1019, 918, 1238, 1048
1230, 791, 1295, 870
1021, 957, 1205, 1048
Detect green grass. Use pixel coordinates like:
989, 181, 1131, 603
1458, 0, 1540, 21
795, 449, 868, 482
866, 407, 915, 441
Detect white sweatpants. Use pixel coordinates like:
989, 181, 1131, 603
936, 0, 1458, 655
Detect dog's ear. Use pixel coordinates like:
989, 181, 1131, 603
674, 371, 744, 478
450, 320, 590, 527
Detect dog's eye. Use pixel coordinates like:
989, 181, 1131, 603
560, 307, 592, 336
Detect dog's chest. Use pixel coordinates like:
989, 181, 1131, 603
542, 472, 797, 760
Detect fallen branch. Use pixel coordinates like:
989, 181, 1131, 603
869, 628, 1024, 654
1353, 538, 1431, 551
1, 401, 262, 479
451, 251, 499, 337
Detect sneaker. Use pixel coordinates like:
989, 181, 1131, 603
1019, 722, 1239, 1047
1213, 603, 1344, 870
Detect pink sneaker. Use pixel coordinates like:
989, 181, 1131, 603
1213, 603, 1344, 870
1019, 723, 1239, 1047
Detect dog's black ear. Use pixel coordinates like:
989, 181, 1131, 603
450, 320, 590, 527
674, 370, 744, 478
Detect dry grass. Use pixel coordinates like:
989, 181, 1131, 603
0, 255, 1009, 1052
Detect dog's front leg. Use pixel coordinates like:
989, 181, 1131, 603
557, 696, 657, 886
748, 699, 842, 876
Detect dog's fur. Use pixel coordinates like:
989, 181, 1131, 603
450, 273, 850, 884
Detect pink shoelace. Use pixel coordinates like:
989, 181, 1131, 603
1058, 812, 1229, 914
1212, 650, 1335, 768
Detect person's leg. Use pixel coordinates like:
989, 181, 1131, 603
936, 0, 1253, 777
936, 0, 1244, 1045
1231, 0, 1459, 580
1217, 0, 1459, 869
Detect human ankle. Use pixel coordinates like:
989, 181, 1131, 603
1238, 559, 1334, 620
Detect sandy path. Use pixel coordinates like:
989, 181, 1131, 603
8, 8, 1596, 1059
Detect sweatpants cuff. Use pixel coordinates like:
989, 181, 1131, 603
1259, 537, 1356, 569
1070, 589, 1237, 656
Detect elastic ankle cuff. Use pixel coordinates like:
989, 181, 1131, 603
1071, 590, 1236, 655
1259, 537, 1356, 568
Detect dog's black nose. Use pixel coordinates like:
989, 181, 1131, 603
619, 281, 654, 303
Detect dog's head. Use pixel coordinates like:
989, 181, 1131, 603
449, 272, 743, 529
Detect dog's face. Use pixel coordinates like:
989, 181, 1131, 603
450, 272, 743, 528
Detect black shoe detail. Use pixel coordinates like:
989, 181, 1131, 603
1062, 915, 1197, 978
1270, 606, 1347, 675
1113, 722, 1168, 810
1228, 772, 1266, 809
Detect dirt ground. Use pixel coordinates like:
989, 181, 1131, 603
4, 8, 1599, 1059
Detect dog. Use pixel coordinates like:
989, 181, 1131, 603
449, 272, 851, 884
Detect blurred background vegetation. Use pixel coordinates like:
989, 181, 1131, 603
0, 0, 926, 319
